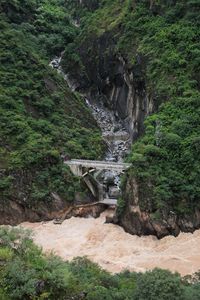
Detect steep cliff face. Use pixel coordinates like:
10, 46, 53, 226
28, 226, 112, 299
118, 176, 200, 239
62, 1, 164, 141
62, 33, 156, 141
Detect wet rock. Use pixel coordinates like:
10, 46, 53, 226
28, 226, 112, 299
108, 186, 121, 198
71, 204, 107, 219
49, 57, 61, 69
0, 197, 67, 225
113, 125, 120, 132
105, 214, 118, 224
103, 172, 115, 185
117, 176, 200, 238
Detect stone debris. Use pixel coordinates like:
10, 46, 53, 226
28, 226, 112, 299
49, 56, 61, 69
108, 186, 121, 199
85, 100, 131, 166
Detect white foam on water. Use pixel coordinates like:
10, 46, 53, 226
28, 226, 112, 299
21, 210, 200, 276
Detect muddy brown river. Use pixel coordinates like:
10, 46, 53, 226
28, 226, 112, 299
21, 209, 200, 276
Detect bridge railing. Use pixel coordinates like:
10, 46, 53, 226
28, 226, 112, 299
64, 159, 131, 171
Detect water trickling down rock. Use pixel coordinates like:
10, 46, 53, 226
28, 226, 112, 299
50, 56, 131, 191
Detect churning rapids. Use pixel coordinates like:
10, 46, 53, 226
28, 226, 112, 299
19, 56, 200, 276
21, 210, 200, 276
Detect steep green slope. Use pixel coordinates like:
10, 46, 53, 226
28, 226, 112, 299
0, 0, 104, 223
118, 0, 200, 236
62, 0, 200, 236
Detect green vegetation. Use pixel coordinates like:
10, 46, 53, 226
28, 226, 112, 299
121, 0, 200, 215
2, 1, 200, 298
0, 227, 200, 299
0, 0, 105, 206
63, 0, 200, 216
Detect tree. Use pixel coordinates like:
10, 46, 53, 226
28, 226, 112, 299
134, 269, 183, 300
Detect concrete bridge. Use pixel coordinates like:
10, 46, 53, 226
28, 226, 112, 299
64, 159, 131, 207
65, 159, 131, 176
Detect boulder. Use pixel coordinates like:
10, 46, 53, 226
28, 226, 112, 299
108, 186, 121, 198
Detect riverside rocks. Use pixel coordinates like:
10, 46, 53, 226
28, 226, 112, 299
108, 186, 121, 199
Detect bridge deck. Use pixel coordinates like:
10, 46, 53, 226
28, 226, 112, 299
65, 159, 131, 171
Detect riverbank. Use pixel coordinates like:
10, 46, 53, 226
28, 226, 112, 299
20, 209, 200, 276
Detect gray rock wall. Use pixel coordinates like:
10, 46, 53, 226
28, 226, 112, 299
63, 33, 156, 142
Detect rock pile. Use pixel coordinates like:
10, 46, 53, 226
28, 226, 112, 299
86, 100, 130, 163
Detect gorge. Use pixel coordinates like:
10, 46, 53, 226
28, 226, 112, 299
1, 0, 200, 298
18, 0, 200, 275
60, 0, 200, 239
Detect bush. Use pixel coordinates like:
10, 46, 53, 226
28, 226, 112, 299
134, 269, 183, 300
0, 228, 200, 299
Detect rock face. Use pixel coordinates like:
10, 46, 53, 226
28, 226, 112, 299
108, 186, 121, 199
62, 33, 157, 142
64, 203, 107, 219
0, 195, 106, 225
61, 29, 163, 236
0, 196, 66, 225
0, 167, 96, 225
51, 56, 129, 206
117, 177, 200, 239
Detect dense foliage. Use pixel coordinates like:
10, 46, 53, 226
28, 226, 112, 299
120, 0, 200, 215
0, 0, 104, 205
62, 0, 200, 216
0, 227, 200, 300
1, 1, 200, 298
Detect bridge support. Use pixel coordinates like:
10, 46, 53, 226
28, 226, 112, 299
65, 159, 131, 205
82, 172, 104, 201
83, 176, 97, 198
69, 164, 83, 176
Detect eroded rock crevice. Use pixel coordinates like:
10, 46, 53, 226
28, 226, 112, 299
61, 32, 157, 143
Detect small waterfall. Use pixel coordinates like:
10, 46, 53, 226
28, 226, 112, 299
50, 56, 131, 159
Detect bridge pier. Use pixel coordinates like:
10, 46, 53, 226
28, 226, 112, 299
65, 159, 131, 206
69, 164, 83, 177
83, 176, 98, 198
